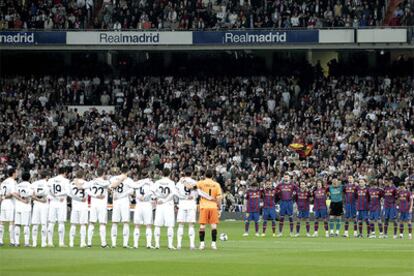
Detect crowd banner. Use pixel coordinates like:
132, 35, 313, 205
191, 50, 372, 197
67, 105, 115, 116
0, 31, 66, 45
66, 31, 193, 45
193, 30, 319, 44
319, 29, 354, 43
357, 28, 407, 43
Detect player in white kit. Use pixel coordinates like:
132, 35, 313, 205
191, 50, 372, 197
47, 167, 71, 247
87, 168, 126, 248
152, 168, 177, 249
68, 170, 89, 248
31, 170, 49, 247
176, 169, 198, 250
109, 167, 134, 248
0, 168, 18, 246
131, 169, 154, 249
14, 171, 33, 247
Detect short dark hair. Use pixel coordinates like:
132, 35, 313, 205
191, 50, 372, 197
184, 167, 192, 177
58, 167, 66, 175
76, 170, 84, 178
162, 168, 171, 177
22, 171, 31, 181
96, 167, 105, 177
121, 166, 129, 174
40, 170, 48, 179
205, 169, 214, 178
140, 169, 149, 178
7, 167, 16, 177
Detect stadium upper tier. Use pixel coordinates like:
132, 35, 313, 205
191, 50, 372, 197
0, 0, 412, 30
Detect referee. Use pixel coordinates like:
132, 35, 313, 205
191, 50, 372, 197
329, 178, 343, 237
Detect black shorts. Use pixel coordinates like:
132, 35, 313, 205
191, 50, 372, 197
330, 201, 343, 216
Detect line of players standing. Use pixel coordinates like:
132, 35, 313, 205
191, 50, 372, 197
243, 175, 413, 239
0, 166, 222, 250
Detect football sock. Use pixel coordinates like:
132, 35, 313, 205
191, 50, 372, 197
255, 222, 259, 233
9, 224, 15, 245
272, 221, 276, 233
262, 221, 267, 233
244, 221, 249, 233
122, 223, 129, 247
306, 221, 310, 233
279, 217, 284, 233
400, 223, 404, 234
0, 224, 3, 244
99, 224, 106, 246
408, 223, 412, 234
80, 225, 86, 246
344, 221, 349, 231
14, 226, 20, 245
69, 225, 76, 246
48, 223, 55, 245
23, 226, 30, 245
87, 224, 94, 246
384, 221, 389, 235
296, 222, 300, 233
146, 226, 152, 247
154, 226, 160, 247
212, 229, 217, 242
378, 222, 383, 233
32, 225, 38, 246
167, 227, 174, 248
289, 217, 294, 233
111, 224, 117, 247
41, 224, 47, 246
199, 229, 205, 242
134, 227, 140, 248
314, 221, 319, 232
329, 220, 334, 232
189, 225, 195, 248
335, 218, 341, 231
58, 222, 65, 245
393, 222, 398, 236
177, 224, 184, 248
324, 221, 328, 231
370, 223, 375, 233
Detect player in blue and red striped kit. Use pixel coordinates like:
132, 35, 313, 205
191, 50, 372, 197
343, 175, 358, 238
276, 175, 298, 237
397, 183, 413, 239
383, 179, 398, 239
312, 180, 329, 238
261, 179, 277, 237
243, 182, 261, 237
356, 179, 370, 238
368, 181, 384, 238
295, 181, 311, 237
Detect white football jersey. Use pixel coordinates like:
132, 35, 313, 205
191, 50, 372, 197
32, 179, 49, 200
0, 177, 17, 209
110, 175, 134, 201
133, 178, 154, 202
152, 177, 176, 206
15, 181, 32, 212
48, 175, 70, 202
88, 177, 110, 205
176, 177, 198, 209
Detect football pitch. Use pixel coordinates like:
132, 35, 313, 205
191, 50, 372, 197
0, 221, 413, 276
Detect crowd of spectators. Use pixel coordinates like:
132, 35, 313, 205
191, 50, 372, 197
390, 0, 414, 26
2, 0, 413, 30
1, 70, 413, 211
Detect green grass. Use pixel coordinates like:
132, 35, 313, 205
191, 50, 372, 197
1, 221, 413, 276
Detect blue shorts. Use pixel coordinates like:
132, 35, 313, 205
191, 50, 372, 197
262, 208, 277, 221
298, 210, 310, 219
400, 212, 412, 222
279, 200, 293, 217
357, 210, 368, 220
245, 212, 260, 222
383, 207, 397, 220
314, 209, 327, 219
345, 203, 356, 219
369, 210, 381, 221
